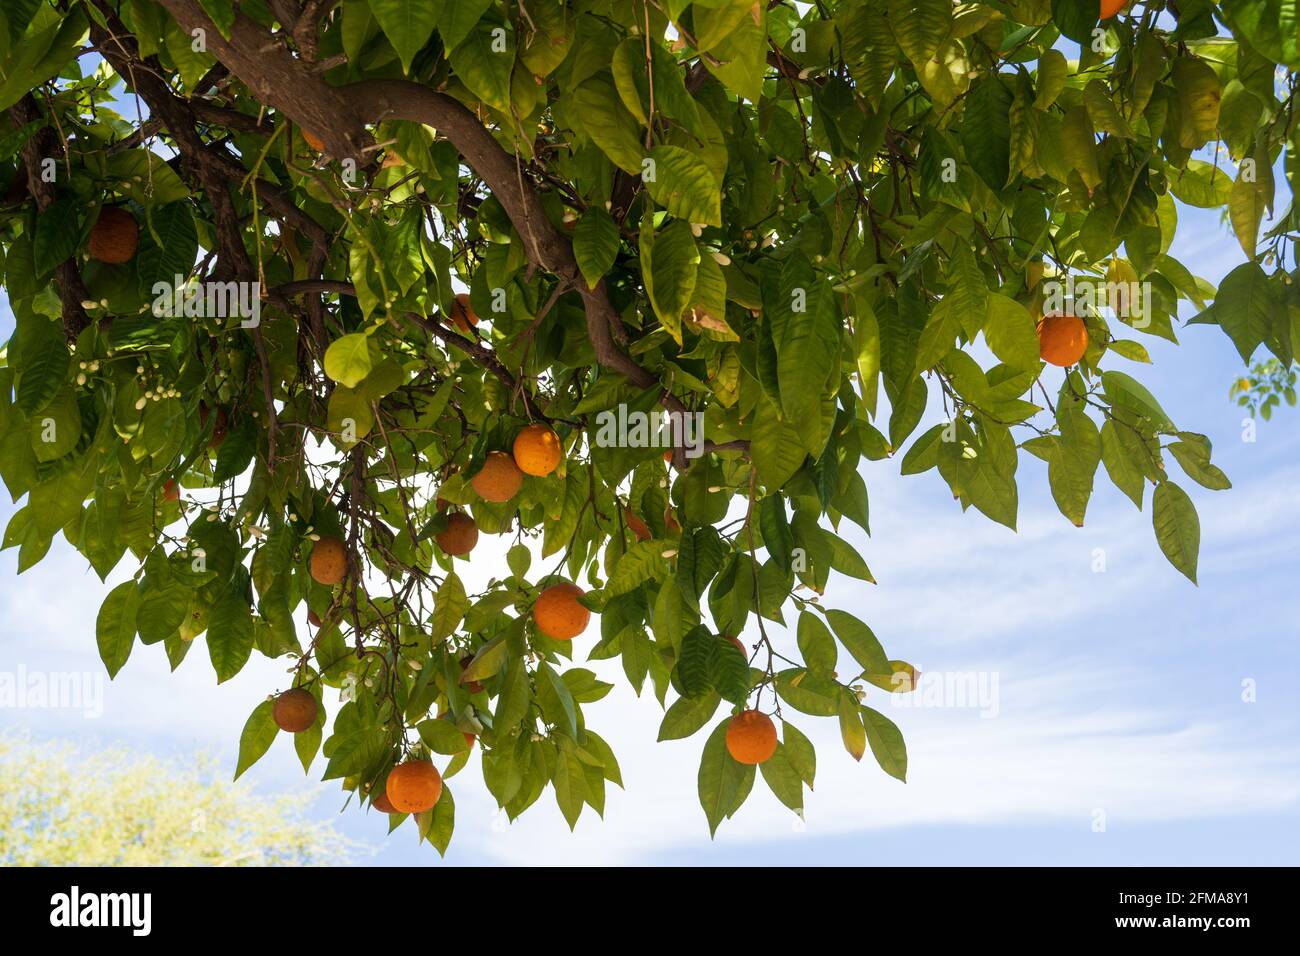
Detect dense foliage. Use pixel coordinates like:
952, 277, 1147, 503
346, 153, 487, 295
0, 0, 1292, 851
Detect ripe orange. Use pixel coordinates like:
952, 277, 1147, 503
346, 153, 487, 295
512, 423, 562, 477
725, 710, 778, 765
625, 508, 651, 542
272, 688, 317, 733
372, 790, 396, 814
435, 512, 479, 556
726, 635, 746, 655
162, 479, 180, 501
450, 293, 479, 333
533, 582, 590, 640
470, 451, 523, 503
1100, 0, 1126, 17
302, 128, 326, 151
310, 535, 348, 585
386, 759, 442, 813
1037, 313, 1088, 367
88, 207, 139, 263
459, 654, 484, 694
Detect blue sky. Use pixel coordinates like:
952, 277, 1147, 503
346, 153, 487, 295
2, 58, 1299, 863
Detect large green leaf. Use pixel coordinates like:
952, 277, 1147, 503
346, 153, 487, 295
1152, 480, 1200, 584
368, 0, 438, 73
645, 146, 721, 227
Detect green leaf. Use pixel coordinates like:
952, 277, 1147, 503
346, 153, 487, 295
234, 700, 278, 780
433, 0, 491, 50
539, 661, 578, 738
430, 571, 467, 642
645, 145, 721, 227
861, 705, 907, 781
780, 721, 816, 788
96, 581, 140, 679
324, 333, 377, 389
983, 293, 1040, 371
208, 591, 254, 683
750, 401, 806, 491
1168, 437, 1231, 491
448, 20, 513, 113
887, 0, 952, 65
824, 609, 890, 675
641, 218, 699, 343
574, 76, 644, 173
1205, 262, 1279, 363
697, 718, 755, 836
1153, 480, 1200, 584
369, 0, 438, 72
758, 495, 793, 572
462, 633, 509, 682
797, 610, 837, 672
14, 312, 68, 415
425, 784, 455, 855
573, 208, 620, 290
838, 691, 867, 762
417, 717, 472, 754
759, 743, 804, 812
1102, 370, 1176, 432
494, 655, 531, 732
961, 75, 1013, 190
658, 690, 722, 741
1100, 420, 1146, 509
33, 197, 79, 277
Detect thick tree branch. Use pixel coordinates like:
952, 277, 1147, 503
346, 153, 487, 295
155, 0, 748, 459
7, 96, 91, 340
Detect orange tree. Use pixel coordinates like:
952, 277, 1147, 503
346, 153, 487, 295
0, 0, 1290, 851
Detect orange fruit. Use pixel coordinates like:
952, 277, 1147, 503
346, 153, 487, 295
533, 582, 590, 640
1037, 313, 1088, 367
512, 423, 562, 477
272, 688, 317, 733
725, 710, 778, 765
726, 635, 746, 655
372, 790, 396, 814
1100, 0, 1126, 17
470, 451, 523, 503
625, 508, 651, 542
459, 654, 484, 694
386, 760, 442, 813
162, 479, 180, 501
302, 128, 326, 151
88, 207, 139, 263
450, 293, 479, 333
662, 450, 673, 462
310, 535, 348, 585
435, 512, 479, 556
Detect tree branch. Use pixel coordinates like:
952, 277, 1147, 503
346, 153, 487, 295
7, 95, 91, 340
155, 0, 747, 460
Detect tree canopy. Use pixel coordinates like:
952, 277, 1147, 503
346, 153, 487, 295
0, 0, 1291, 851
0, 732, 358, 864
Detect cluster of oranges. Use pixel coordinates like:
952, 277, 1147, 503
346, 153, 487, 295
430, 421, 564, 561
